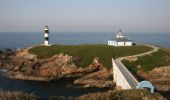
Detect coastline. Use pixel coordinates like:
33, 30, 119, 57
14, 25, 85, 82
0, 44, 169, 99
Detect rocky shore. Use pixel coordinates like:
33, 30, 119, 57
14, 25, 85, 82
0, 48, 114, 88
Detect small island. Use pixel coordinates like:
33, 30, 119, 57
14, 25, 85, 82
0, 44, 168, 99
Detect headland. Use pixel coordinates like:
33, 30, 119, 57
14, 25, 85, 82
0, 44, 169, 99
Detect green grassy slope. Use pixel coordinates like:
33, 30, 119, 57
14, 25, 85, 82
123, 48, 170, 72
28, 45, 152, 68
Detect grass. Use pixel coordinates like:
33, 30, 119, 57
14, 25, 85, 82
29, 44, 152, 69
0, 90, 37, 100
122, 48, 170, 73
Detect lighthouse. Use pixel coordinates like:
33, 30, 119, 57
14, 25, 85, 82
44, 25, 49, 46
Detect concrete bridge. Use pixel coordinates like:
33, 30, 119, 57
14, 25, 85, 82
112, 45, 159, 92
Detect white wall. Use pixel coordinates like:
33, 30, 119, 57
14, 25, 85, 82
125, 42, 132, 46
117, 42, 125, 46
108, 41, 132, 46
108, 40, 117, 46
44, 33, 48, 37
112, 59, 132, 89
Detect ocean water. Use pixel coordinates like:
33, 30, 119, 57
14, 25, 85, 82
0, 32, 170, 49
0, 32, 170, 99
0, 69, 109, 99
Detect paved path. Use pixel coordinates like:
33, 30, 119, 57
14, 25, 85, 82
117, 45, 159, 61
114, 45, 159, 89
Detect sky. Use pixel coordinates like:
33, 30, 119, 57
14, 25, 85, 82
0, 0, 170, 33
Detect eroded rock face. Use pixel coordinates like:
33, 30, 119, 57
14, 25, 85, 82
0, 49, 16, 69
74, 68, 114, 88
138, 66, 170, 92
38, 54, 77, 77
4, 49, 79, 80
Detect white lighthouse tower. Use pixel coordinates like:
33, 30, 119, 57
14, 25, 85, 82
44, 25, 49, 46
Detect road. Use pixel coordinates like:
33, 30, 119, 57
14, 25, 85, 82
114, 45, 159, 89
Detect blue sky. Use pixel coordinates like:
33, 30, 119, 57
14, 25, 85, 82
0, 0, 170, 33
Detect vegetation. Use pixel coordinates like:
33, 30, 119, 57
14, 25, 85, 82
0, 89, 165, 100
49, 89, 166, 100
112, 89, 166, 100
29, 45, 152, 68
0, 90, 37, 100
122, 48, 170, 73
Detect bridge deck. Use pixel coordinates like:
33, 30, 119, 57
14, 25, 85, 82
115, 60, 139, 89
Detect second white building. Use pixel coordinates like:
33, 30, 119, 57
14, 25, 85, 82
108, 30, 133, 46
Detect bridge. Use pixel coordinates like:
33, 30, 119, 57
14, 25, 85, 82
112, 45, 159, 93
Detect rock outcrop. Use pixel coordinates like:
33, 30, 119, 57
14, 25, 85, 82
0, 49, 113, 88
138, 66, 170, 92
74, 68, 114, 88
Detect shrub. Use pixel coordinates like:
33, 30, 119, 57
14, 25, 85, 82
49, 89, 166, 100
0, 90, 37, 100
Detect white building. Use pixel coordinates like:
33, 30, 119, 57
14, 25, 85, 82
108, 30, 133, 46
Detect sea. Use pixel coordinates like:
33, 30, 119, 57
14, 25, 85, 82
0, 32, 170, 49
0, 32, 170, 99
